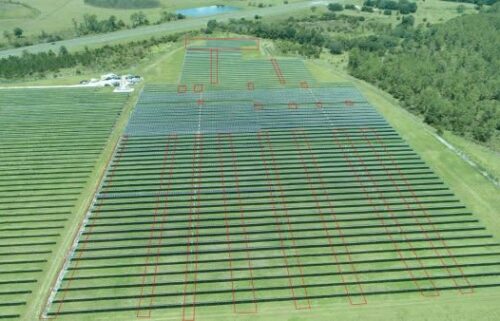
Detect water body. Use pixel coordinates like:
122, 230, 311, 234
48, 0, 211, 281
176, 5, 240, 17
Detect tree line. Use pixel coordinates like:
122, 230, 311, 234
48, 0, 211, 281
0, 33, 183, 79
205, 12, 395, 58
442, 0, 498, 5
205, 4, 498, 143
84, 0, 160, 9
348, 8, 500, 142
363, 0, 418, 14
1, 11, 185, 49
73, 11, 185, 36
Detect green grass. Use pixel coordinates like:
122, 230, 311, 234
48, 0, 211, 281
0, 0, 476, 59
0, 1, 317, 58
0, 1, 40, 19
0, 0, 305, 40
264, 0, 478, 27
443, 133, 500, 181
136, 43, 186, 84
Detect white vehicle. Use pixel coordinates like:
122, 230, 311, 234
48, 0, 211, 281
100, 73, 120, 81
76, 73, 140, 88
124, 74, 143, 85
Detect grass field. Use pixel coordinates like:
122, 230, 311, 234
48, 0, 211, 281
0, 0, 311, 57
0, 1, 316, 58
0, 0, 474, 36
443, 133, 500, 181
0, 0, 306, 43
303, 0, 478, 26
0, 1, 40, 19
0, 88, 129, 320
0, 0, 476, 58
37, 42, 500, 321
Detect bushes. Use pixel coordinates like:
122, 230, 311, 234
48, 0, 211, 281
363, 0, 418, 14
72, 11, 183, 37
401, 15, 415, 26
0, 33, 182, 79
327, 3, 344, 11
329, 40, 344, 54
72, 14, 126, 36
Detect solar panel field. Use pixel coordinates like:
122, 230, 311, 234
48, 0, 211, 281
0, 88, 128, 320
4, 39, 498, 321
180, 37, 315, 90
42, 84, 500, 320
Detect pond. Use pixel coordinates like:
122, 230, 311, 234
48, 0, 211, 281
176, 5, 240, 17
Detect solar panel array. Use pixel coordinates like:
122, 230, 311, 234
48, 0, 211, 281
0, 88, 127, 320
44, 85, 500, 320
180, 50, 316, 90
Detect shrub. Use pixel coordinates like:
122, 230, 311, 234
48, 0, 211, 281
328, 3, 344, 11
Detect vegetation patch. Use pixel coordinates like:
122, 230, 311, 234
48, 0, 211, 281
0, 33, 184, 79
201, 3, 498, 146
83, 0, 160, 9
348, 10, 500, 143
442, 0, 498, 5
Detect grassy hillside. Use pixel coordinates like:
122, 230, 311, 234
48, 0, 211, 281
0, 0, 303, 38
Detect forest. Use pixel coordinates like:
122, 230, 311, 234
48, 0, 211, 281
349, 9, 500, 143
